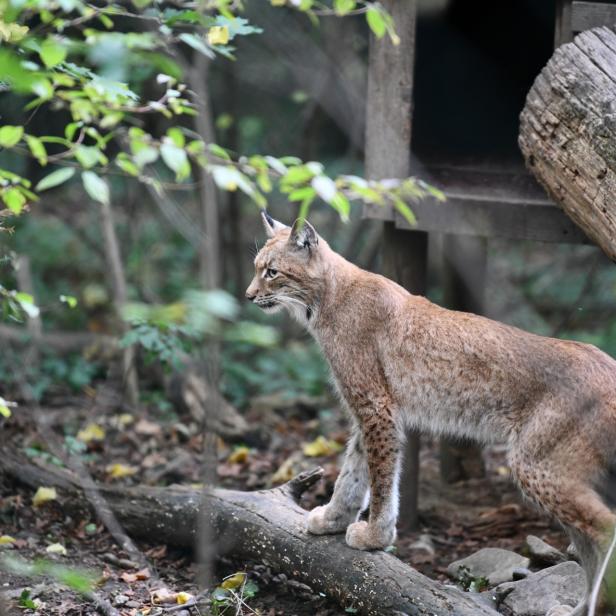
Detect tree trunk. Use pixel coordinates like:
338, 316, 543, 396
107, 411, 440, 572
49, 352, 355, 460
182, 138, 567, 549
1, 450, 497, 616
519, 26, 616, 261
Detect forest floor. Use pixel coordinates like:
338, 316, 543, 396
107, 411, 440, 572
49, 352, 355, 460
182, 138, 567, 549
0, 382, 569, 616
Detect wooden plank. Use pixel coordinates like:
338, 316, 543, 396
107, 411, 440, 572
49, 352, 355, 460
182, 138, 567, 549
572, 1, 616, 33
394, 194, 588, 243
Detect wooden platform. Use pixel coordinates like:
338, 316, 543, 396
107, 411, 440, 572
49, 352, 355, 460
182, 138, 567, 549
365, 162, 589, 244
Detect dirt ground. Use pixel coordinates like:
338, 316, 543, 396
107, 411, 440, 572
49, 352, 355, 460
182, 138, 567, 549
0, 383, 568, 615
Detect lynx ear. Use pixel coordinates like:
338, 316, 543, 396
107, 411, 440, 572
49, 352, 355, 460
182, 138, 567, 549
289, 219, 318, 251
261, 211, 288, 238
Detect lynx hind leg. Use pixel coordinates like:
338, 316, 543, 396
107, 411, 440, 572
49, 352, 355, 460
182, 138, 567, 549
510, 452, 616, 615
307, 429, 369, 535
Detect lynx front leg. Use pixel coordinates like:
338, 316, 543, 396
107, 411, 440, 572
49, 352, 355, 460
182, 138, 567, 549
307, 428, 369, 535
345, 411, 402, 550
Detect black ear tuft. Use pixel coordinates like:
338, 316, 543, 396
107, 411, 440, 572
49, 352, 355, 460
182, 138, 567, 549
289, 219, 318, 252
261, 211, 288, 237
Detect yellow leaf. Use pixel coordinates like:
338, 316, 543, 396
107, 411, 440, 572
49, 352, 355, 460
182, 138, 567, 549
106, 463, 137, 479
302, 435, 343, 457
207, 26, 229, 46
176, 592, 193, 605
228, 446, 250, 464
77, 423, 105, 443
32, 486, 57, 507
115, 413, 134, 428
46, 542, 67, 556
221, 572, 246, 590
271, 457, 295, 485
271, 0, 286, 5
0, 535, 16, 545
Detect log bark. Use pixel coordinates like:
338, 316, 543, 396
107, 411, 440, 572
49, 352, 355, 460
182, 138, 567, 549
519, 26, 616, 261
1, 450, 497, 616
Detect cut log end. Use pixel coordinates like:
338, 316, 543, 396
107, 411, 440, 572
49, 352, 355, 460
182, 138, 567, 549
519, 26, 616, 262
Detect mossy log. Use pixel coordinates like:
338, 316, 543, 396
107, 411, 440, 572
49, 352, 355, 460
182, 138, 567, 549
519, 26, 616, 260
1, 449, 497, 616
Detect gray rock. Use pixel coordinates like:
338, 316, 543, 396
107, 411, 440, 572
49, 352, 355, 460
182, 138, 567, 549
448, 547, 531, 586
113, 594, 129, 606
527, 535, 566, 567
495, 561, 586, 616
512, 567, 532, 580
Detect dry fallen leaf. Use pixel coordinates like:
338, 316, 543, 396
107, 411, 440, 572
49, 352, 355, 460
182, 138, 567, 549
46, 542, 67, 556
106, 463, 138, 479
77, 423, 106, 443
270, 457, 295, 485
151, 588, 175, 604
176, 591, 193, 605
135, 418, 161, 436
302, 436, 343, 457
120, 568, 149, 584
228, 446, 250, 464
221, 572, 246, 590
32, 486, 57, 507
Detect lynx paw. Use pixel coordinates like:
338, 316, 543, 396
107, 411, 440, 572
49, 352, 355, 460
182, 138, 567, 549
345, 520, 396, 551
306, 505, 348, 535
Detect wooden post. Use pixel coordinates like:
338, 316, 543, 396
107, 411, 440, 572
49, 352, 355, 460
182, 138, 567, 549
365, 0, 424, 531
439, 235, 486, 483
554, 0, 573, 47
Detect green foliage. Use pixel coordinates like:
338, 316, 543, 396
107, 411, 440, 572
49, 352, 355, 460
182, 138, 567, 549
455, 565, 489, 593
222, 339, 329, 408
121, 289, 279, 369
0, 347, 101, 401
1, 554, 96, 595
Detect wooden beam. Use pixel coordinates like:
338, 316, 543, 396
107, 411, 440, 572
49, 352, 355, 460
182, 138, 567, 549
394, 193, 588, 243
571, 1, 616, 34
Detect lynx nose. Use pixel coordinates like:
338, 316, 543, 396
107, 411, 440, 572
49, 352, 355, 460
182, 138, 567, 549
245, 290, 257, 302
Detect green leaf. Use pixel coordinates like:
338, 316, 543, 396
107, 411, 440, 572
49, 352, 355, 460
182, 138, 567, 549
161, 142, 190, 181
334, 0, 356, 15
82, 171, 110, 205
0, 125, 23, 148
178, 33, 215, 59
115, 154, 139, 177
2, 187, 26, 213
19, 590, 36, 609
166, 127, 185, 148
60, 294, 78, 308
75, 145, 103, 170
366, 7, 386, 38
25, 135, 47, 166
40, 38, 67, 68
35, 167, 75, 191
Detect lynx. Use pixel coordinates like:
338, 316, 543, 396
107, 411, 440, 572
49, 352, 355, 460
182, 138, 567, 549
246, 212, 616, 615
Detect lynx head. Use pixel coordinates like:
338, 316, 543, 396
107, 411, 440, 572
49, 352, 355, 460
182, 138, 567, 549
245, 211, 323, 323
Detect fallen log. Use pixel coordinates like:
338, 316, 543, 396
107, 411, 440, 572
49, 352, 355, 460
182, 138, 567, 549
519, 26, 616, 261
1, 449, 497, 616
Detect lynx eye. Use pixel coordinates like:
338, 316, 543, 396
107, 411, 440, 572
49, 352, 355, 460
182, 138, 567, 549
265, 268, 278, 279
